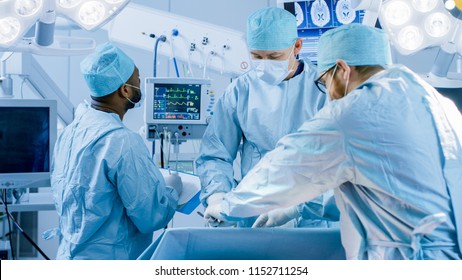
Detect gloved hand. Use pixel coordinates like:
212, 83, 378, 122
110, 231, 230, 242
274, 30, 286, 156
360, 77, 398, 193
252, 206, 300, 228
164, 171, 183, 197
204, 201, 235, 227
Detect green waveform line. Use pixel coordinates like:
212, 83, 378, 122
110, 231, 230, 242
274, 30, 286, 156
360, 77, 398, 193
167, 102, 188, 106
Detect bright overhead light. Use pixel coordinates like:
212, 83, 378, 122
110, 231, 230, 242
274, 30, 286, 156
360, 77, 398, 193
398, 26, 424, 51
0, 0, 44, 48
384, 1, 411, 26
424, 12, 451, 38
0, 0, 131, 49
0, 17, 21, 45
412, 0, 438, 12
58, 0, 82, 8
78, 1, 105, 26
445, 0, 456, 10
15, 0, 43, 16
55, 0, 131, 31
379, 0, 461, 55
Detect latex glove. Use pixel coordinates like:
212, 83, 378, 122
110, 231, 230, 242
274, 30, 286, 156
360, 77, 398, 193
164, 171, 183, 197
204, 201, 234, 227
252, 206, 300, 228
204, 193, 235, 227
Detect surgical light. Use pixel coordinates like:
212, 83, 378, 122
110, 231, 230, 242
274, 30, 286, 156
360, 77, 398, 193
55, 0, 131, 31
413, 0, 438, 12
57, 0, 82, 8
398, 26, 424, 51
78, 1, 105, 26
424, 12, 451, 37
383, 1, 411, 26
378, 0, 461, 56
445, 0, 456, 9
0, 0, 44, 48
0, 0, 131, 49
0, 17, 20, 44
15, 0, 43, 16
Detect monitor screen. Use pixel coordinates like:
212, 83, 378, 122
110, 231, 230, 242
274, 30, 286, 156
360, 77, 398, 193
153, 83, 202, 120
282, 0, 365, 64
0, 99, 57, 188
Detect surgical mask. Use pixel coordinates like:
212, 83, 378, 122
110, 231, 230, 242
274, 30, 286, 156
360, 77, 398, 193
125, 83, 143, 108
252, 45, 295, 86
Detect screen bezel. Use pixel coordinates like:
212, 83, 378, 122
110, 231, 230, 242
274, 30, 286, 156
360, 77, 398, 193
0, 99, 57, 189
145, 77, 212, 125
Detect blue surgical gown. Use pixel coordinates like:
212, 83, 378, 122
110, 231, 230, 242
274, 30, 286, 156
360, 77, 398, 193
222, 65, 462, 259
196, 59, 337, 227
51, 103, 178, 259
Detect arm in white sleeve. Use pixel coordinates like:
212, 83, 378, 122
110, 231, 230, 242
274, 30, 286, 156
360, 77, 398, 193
222, 115, 353, 219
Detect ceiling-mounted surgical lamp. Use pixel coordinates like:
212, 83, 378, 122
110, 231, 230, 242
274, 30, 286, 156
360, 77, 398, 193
54, 0, 130, 32
350, 0, 383, 26
0, 0, 131, 50
378, 0, 461, 56
0, 0, 45, 48
377, 0, 462, 85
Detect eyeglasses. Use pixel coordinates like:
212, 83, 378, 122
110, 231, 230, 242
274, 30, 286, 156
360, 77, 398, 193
314, 65, 336, 94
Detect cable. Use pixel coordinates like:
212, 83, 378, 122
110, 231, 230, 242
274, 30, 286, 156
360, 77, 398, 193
160, 133, 164, 168
1, 189, 50, 260
153, 35, 167, 78
172, 57, 180, 78
2, 190, 15, 260
170, 29, 181, 78
174, 132, 180, 171
20, 77, 27, 99
151, 140, 156, 161
163, 129, 171, 169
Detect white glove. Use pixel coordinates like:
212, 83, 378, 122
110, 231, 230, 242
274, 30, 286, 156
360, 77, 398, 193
204, 192, 235, 227
252, 206, 300, 228
164, 171, 183, 197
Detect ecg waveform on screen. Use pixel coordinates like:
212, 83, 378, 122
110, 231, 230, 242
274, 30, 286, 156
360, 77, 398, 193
167, 102, 188, 106
153, 83, 202, 120
166, 94, 199, 100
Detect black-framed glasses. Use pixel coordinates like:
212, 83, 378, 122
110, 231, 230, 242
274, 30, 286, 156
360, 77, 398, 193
314, 65, 336, 94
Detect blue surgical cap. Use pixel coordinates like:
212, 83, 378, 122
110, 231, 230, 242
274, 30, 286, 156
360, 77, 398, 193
317, 23, 392, 75
80, 42, 135, 97
247, 7, 298, 51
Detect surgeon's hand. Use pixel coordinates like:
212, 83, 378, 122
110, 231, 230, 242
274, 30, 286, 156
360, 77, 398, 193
252, 206, 299, 228
164, 171, 183, 197
204, 193, 235, 227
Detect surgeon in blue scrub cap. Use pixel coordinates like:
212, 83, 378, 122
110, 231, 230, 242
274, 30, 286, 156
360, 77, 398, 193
197, 7, 339, 228
49, 42, 181, 260
205, 24, 462, 260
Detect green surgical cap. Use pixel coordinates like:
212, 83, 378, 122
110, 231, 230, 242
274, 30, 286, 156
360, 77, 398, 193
317, 23, 392, 75
247, 7, 298, 51
80, 42, 135, 97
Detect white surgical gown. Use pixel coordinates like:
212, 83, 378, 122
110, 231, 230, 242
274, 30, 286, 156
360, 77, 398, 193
222, 65, 462, 259
196, 59, 337, 227
51, 103, 178, 259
